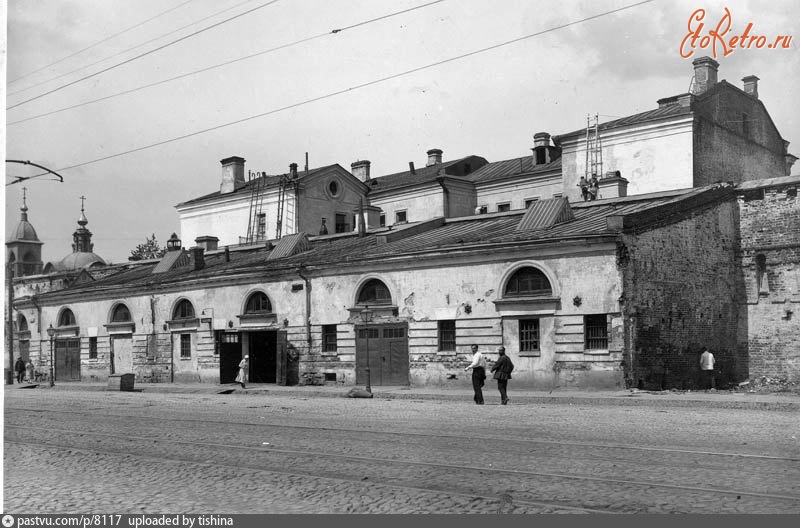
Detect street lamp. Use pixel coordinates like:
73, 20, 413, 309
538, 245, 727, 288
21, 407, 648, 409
46, 323, 55, 387
360, 305, 373, 393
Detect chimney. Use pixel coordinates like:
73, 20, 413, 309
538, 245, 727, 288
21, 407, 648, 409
598, 171, 628, 199
194, 236, 219, 252
220, 156, 246, 194
692, 56, 719, 95
742, 75, 759, 99
351, 160, 371, 182
409, 161, 416, 175
188, 247, 205, 271
426, 148, 443, 166
532, 132, 553, 166
289, 163, 298, 179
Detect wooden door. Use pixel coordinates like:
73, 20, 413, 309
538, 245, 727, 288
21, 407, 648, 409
217, 331, 241, 384
356, 324, 408, 386
55, 338, 81, 381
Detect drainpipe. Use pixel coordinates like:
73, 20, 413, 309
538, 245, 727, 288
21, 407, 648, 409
296, 266, 312, 348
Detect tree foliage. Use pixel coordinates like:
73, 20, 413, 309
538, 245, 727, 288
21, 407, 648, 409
129, 233, 167, 261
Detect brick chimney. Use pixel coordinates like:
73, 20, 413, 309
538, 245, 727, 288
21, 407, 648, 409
426, 148, 443, 166
220, 156, 245, 194
598, 171, 628, 199
194, 236, 219, 252
692, 56, 719, 95
742, 75, 759, 99
188, 246, 205, 271
532, 132, 554, 166
351, 160, 371, 182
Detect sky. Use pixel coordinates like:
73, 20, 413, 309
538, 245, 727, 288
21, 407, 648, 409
3, 0, 799, 265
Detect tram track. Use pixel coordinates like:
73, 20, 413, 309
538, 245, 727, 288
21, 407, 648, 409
7, 405, 798, 463
7, 423, 800, 513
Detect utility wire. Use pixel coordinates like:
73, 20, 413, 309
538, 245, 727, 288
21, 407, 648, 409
24, 0, 655, 176
8, 0, 257, 98
8, 0, 196, 85
7, 0, 281, 110
8, 0, 446, 126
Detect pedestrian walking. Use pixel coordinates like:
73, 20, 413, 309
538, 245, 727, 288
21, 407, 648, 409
25, 359, 35, 383
14, 357, 26, 383
464, 344, 486, 404
699, 348, 715, 390
235, 355, 249, 388
491, 346, 514, 405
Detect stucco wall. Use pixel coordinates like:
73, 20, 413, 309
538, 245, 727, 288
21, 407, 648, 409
369, 186, 444, 226
560, 117, 694, 201
620, 200, 744, 390
477, 176, 562, 212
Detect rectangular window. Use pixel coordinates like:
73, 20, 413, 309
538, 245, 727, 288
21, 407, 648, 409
497, 203, 511, 212
335, 213, 349, 234
552, 193, 563, 198
524, 198, 540, 208
379, 214, 386, 227
358, 328, 380, 339
89, 337, 98, 359
585, 315, 608, 350
180, 334, 191, 358
322, 324, 338, 353
256, 213, 266, 239
438, 320, 456, 351
395, 210, 407, 224
519, 319, 540, 352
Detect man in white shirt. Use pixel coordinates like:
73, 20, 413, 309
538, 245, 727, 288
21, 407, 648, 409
464, 344, 487, 404
699, 348, 715, 390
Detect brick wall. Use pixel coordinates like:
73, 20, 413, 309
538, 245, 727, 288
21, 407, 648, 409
738, 183, 800, 381
620, 200, 744, 389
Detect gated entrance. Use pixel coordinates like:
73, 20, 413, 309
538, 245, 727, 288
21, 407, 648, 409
54, 338, 81, 381
355, 323, 409, 386
217, 331, 242, 384
220, 330, 290, 385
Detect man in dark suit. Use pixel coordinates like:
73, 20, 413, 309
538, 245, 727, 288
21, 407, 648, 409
491, 346, 514, 405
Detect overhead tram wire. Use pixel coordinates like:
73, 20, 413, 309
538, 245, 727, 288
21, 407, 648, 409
8, 0, 196, 85
7, 0, 259, 98
8, 0, 447, 126
6, 0, 282, 110
23, 0, 656, 177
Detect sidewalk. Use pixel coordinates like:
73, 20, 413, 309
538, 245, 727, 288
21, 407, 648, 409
6, 380, 800, 411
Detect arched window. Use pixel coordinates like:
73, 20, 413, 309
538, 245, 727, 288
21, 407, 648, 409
245, 292, 272, 314
173, 299, 195, 320
111, 304, 132, 322
357, 279, 392, 305
504, 267, 552, 297
18, 314, 28, 333
58, 309, 76, 327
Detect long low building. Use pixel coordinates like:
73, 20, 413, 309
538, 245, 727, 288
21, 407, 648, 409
13, 177, 798, 390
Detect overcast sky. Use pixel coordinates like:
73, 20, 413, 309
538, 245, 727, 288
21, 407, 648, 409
4, 0, 799, 265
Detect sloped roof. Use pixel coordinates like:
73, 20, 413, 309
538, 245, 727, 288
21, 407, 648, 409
367, 155, 488, 193
515, 197, 574, 231
38, 185, 735, 302
554, 103, 692, 142
467, 155, 561, 184
176, 164, 345, 207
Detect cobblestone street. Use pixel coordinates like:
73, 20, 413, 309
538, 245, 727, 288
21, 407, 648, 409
4, 387, 800, 513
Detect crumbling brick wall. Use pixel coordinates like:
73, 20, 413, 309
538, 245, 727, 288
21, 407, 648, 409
737, 183, 800, 381
621, 199, 744, 389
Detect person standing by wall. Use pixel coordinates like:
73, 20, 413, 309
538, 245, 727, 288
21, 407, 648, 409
25, 359, 34, 383
464, 344, 486, 405
14, 357, 26, 383
699, 348, 715, 390
491, 346, 514, 405
235, 355, 249, 389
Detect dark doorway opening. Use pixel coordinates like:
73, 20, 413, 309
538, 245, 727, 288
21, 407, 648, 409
249, 331, 277, 383
217, 331, 242, 384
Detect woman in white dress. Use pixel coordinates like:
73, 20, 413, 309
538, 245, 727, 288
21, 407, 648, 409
235, 355, 249, 388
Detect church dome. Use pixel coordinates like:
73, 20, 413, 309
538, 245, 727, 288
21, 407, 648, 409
56, 251, 106, 271
9, 204, 40, 243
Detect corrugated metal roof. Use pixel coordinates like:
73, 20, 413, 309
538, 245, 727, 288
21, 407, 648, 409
367, 155, 488, 193
267, 232, 311, 260
516, 198, 573, 231
467, 156, 560, 184
555, 103, 692, 141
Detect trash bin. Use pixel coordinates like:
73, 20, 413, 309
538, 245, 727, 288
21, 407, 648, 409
107, 373, 135, 392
